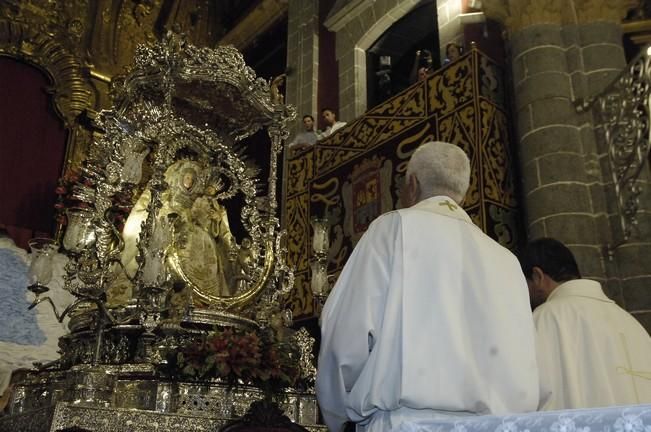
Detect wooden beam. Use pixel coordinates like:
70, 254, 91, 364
218, 0, 288, 50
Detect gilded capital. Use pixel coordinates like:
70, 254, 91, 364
482, 0, 639, 33
482, 0, 563, 33
573, 0, 639, 24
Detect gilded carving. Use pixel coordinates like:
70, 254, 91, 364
482, 0, 639, 33
0, 0, 236, 173
574, 0, 639, 23
0, 20, 92, 128
287, 151, 315, 196
428, 56, 473, 116
341, 157, 394, 245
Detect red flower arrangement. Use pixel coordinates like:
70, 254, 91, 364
54, 169, 91, 226
54, 169, 134, 232
170, 327, 300, 391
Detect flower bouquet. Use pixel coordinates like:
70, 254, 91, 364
166, 326, 301, 393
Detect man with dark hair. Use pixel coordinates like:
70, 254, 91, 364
520, 237, 651, 410
320, 108, 346, 138
519, 237, 581, 309
288, 114, 318, 150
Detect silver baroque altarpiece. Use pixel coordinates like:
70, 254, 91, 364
1, 32, 322, 431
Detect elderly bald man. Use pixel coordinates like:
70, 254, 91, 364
316, 141, 543, 432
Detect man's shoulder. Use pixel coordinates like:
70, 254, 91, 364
533, 295, 588, 327
367, 210, 402, 229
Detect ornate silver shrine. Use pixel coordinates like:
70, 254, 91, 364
1, 32, 322, 431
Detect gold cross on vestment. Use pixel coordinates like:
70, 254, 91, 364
439, 200, 458, 211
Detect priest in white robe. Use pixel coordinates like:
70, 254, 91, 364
316, 142, 542, 432
519, 238, 651, 410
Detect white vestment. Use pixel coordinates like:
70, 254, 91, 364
534, 279, 651, 410
316, 196, 541, 432
321, 121, 347, 138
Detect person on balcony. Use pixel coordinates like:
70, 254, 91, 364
289, 114, 318, 150
320, 108, 347, 139
443, 42, 462, 66
410, 49, 433, 83
316, 141, 542, 432
519, 238, 651, 410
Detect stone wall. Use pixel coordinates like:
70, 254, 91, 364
437, 0, 465, 59
491, 0, 651, 328
287, 0, 468, 126
285, 0, 320, 133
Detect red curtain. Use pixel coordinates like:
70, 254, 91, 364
0, 57, 67, 250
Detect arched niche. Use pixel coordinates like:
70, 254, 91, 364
0, 20, 94, 247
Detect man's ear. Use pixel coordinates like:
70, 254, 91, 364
531, 266, 544, 284
408, 174, 420, 202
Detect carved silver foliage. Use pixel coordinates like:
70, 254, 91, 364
594, 52, 651, 242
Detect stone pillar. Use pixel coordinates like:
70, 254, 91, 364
484, 0, 651, 329
286, 0, 320, 128
324, 0, 421, 121
510, 18, 610, 282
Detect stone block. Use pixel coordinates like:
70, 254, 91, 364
603, 278, 624, 307
614, 242, 651, 278
511, 24, 563, 56
287, 31, 299, 49
564, 46, 582, 73
569, 71, 588, 102
591, 123, 607, 153
579, 22, 623, 46
598, 152, 614, 183
592, 214, 614, 245
339, 66, 354, 90
520, 159, 540, 195
537, 152, 588, 185
543, 213, 599, 245
530, 97, 576, 129
359, 7, 375, 29
519, 125, 582, 164
608, 212, 626, 245
526, 219, 546, 239
339, 51, 354, 73
586, 70, 620, 98
526, 182, 592, 220
561, 24, 580, 48
634, 210, 651, 240
512, 56, 526, 84
438, 18, 463, 47
579, 125, 599, 158
582, 44, 625, 73
589, 183, 608, 215
568, 244, 606, 280
515, 72, 572, 111
347, 17, 366, 44
522, 46, 567, 76
437, 2, 449, 26
516, 105, 532, 139
335, 31, 353, 60
582, 153, 601, 182
631, 311, 651, 334
622, 276, 651, 311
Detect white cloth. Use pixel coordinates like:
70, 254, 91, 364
534, 279, 651, 410
289, 131, 318, 147
321, 121, 347, 138
0, 238, 72, 394
316, 196, 542, 432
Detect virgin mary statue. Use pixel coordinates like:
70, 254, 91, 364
114, 160, 235, 305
